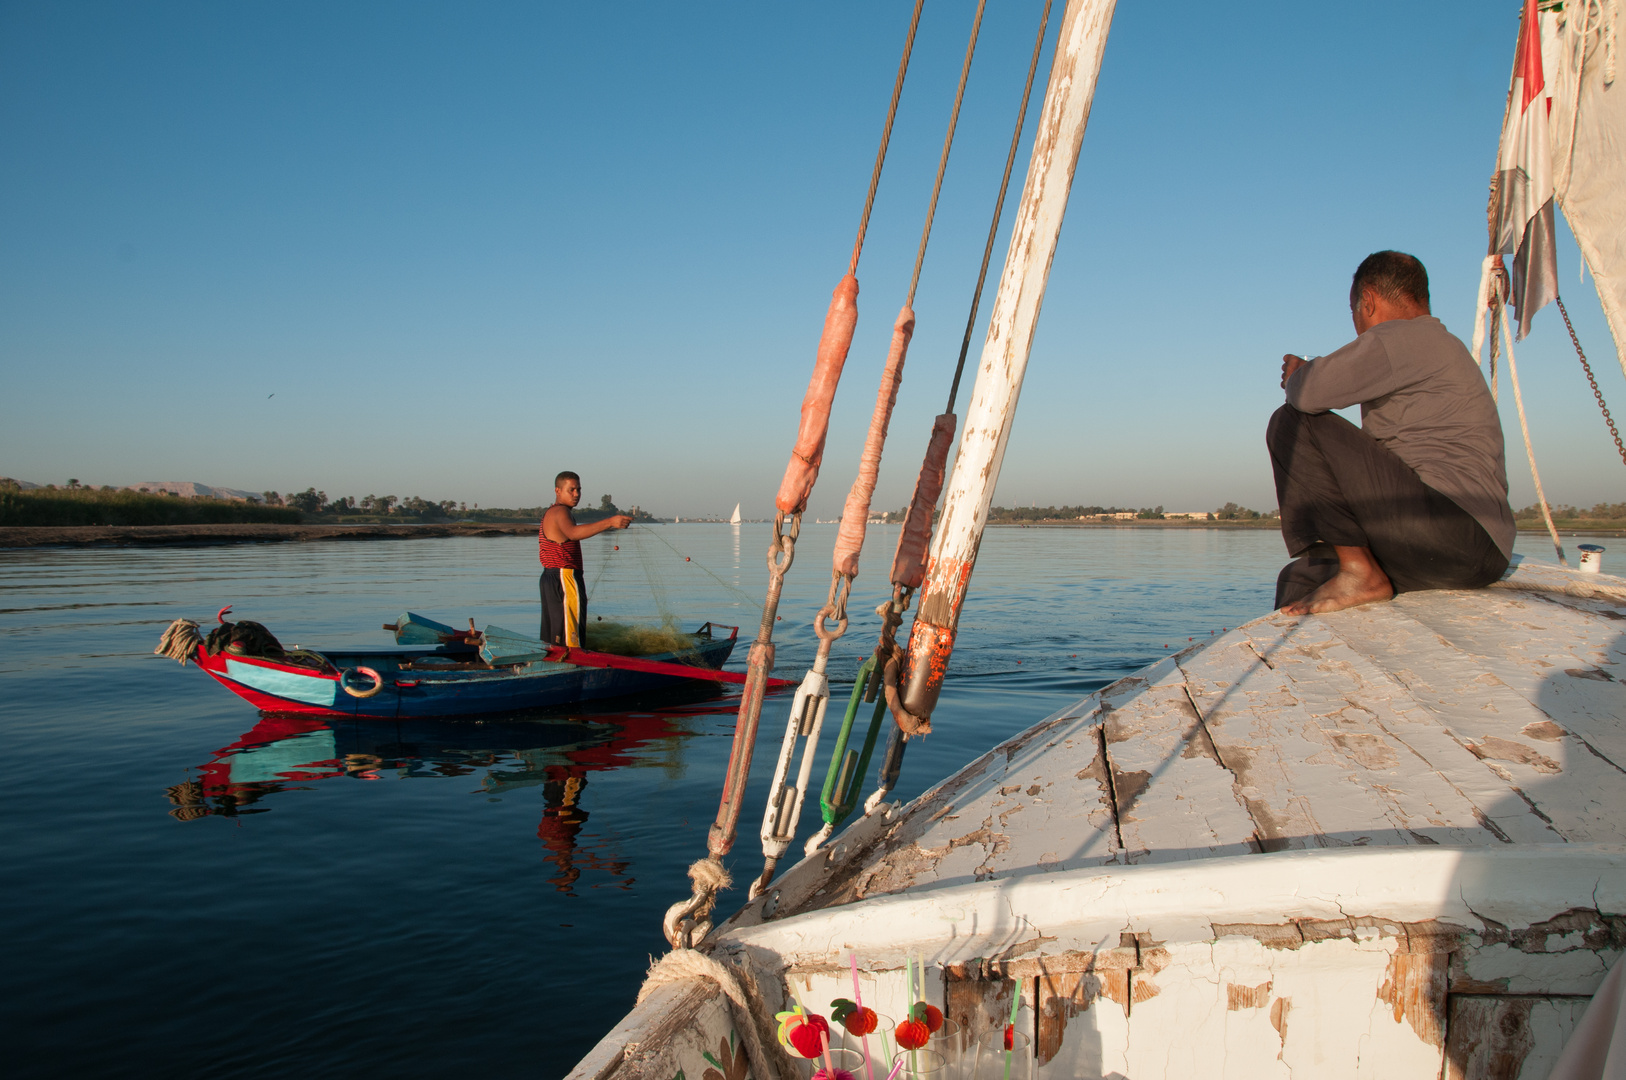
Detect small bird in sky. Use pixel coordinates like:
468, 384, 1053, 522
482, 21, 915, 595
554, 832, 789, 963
268, 393, 274, 399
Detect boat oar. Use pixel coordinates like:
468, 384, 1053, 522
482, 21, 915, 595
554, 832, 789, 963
544, 644, 795, 689
479, 624, 791, 687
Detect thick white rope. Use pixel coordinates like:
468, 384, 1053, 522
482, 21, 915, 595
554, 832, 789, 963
154, 619, 203, 665
1500, 303, 1568, 566
638, 949, 790, 1080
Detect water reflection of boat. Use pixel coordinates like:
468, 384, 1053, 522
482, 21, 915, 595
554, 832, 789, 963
166, 696, 720, 892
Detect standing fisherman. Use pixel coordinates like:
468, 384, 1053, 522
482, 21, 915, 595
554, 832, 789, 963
539, 471, 631, 646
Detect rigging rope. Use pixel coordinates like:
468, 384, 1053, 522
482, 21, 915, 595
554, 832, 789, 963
664, 1, 929, 948
869, 0, 1058, 807
948, 0, 1054, 414
1556, 296, 1626, 468
907, 0, 989, 307
1497, 296, 1568, 565
756, 0, 995, 886
850, 0, 928, 279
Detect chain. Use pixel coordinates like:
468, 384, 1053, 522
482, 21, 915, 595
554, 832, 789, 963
1556, 297, 1626, 468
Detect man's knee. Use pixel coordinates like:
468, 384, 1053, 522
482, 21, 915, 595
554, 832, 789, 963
1266, 404, 1303, 453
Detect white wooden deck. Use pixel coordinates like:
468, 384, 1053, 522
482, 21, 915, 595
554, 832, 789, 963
574, 562, 1626, 1080
743, 561, 1626, 919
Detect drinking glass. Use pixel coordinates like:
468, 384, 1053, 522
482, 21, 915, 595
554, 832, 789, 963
929, 1017, 967, 1074
889, 1047, 947, 1079
796, 1047, 864, 1079
835, 1014, 891, 1077
972, 1028, 1033, 1080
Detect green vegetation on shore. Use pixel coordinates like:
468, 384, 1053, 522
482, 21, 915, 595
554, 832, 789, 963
1514, 502, 1626, 533
985, 501, 1277, 524
1, 483, 300, 527
260, 488, 659, 525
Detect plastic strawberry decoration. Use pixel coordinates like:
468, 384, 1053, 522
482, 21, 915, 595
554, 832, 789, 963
910, 1001, 944, 1033
830, 998, 877, 1036
774, 1005, 830, 1060
895, 1015, 930, 1051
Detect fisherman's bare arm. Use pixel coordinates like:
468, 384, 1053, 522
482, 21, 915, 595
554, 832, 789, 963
543, 505, 633, 542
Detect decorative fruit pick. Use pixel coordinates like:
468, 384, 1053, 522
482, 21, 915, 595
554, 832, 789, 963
1003, 1023, 1015, 1051
831, 998, 878, 1036
774, 1005, 831, 1059
894, 1015, 930, 1051
909, 1001, 944, 1034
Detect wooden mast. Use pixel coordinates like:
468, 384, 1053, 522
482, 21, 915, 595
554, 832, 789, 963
900, 0, 1117, 723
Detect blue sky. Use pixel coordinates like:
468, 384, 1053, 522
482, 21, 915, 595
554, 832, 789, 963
2, 0, 1620, 517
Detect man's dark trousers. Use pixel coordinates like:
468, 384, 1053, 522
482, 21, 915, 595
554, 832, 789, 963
1267, 405, 1508, 608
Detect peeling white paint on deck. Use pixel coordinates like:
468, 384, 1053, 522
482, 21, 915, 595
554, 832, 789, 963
573, 563, 1626, 1080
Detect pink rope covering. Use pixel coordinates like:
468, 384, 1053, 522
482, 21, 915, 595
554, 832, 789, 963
832, 305, 916, 578
890, 412, 955, 589
776, 275, 861, 514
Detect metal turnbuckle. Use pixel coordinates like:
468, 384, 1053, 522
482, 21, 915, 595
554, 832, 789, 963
806, 654, 889, 855
753, 666, 832, 897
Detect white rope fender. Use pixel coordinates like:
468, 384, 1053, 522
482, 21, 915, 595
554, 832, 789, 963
637, 949, 791, 1080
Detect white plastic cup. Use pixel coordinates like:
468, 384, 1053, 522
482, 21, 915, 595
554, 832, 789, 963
1578, 543, 1605, 574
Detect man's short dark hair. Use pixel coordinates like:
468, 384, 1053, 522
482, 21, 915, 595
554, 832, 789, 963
554, 471, 579, 488
1350, 251, 1430, 312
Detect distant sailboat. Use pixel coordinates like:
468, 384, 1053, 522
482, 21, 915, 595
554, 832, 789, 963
729, 504, 741, 525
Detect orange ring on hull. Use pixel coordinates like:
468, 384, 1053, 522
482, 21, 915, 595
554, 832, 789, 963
339, 666, 384, 699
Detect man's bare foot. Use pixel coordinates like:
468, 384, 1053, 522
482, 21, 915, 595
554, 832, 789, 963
1280, 545, 1394, 615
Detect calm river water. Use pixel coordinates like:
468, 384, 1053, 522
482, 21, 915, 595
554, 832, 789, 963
2, 524, 1320, 1075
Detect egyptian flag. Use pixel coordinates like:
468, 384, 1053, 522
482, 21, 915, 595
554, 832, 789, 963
1493, 0, 1559, 340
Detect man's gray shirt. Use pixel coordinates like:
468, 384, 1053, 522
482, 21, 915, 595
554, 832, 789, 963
1285, 315, 1516, 560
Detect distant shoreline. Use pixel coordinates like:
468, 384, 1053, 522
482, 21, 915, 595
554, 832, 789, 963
985, 519, 1626, 538
2, 519, 1621, 549
0, 522, 538, 548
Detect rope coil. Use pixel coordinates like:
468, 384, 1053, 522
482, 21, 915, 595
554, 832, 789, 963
638, 947, 791, 1080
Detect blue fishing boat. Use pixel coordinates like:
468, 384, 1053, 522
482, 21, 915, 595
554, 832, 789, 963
159, 612, 777, 719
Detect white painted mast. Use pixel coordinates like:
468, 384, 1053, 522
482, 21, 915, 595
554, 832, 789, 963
900, 0, 1117, 723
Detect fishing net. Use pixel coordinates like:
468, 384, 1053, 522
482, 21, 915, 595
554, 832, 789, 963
583, 525, 760, 639
583, 616, 698, 657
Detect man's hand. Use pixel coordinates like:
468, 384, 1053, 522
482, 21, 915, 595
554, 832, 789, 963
611, 515, 633, 530
1281, 354, 1309, 388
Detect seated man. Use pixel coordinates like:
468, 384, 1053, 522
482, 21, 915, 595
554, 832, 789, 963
1269, 250, 1516, 614
539, 471, 632, 646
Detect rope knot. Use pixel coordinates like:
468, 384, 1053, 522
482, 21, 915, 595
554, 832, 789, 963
688, 856, 731, 893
